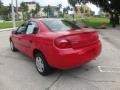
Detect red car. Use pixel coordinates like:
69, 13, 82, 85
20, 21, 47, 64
10, 18, 101, 75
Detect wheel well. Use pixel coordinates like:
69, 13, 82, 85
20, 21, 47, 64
33, 49, 44, 58
9, 38, 12, 41
33, 49, 53, 69
33, 49, 49, 64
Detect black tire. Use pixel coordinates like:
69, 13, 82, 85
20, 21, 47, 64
10, 41, 17, 52
35, 52, 53, 76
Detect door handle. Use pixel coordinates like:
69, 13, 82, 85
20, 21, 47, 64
18, 38, 21, 40
16, 37, 21, 40
29, 40, 32, 43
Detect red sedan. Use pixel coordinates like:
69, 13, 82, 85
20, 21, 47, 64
10, 18, 101, 75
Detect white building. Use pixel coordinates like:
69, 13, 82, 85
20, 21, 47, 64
18, 1, 59, 19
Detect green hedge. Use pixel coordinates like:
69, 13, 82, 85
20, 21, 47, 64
64, 17, 109, 28
82, 17, 109, 28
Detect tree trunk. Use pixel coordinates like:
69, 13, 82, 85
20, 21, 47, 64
22, 12, 24, 20
109, 13, 117, 28
109, 13, 113, 24
115, 13, 119, 25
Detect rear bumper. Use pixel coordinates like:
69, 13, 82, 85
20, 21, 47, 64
49, 40, 102, 69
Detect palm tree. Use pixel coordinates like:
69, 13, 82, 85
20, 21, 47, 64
20, 2, 28, 20
0, 0, 3, 9
16, 0, 19, 20
43, 7, 48, 17
63, 7, 70, 17
58, 4, 62, 10
63, 6, 71, 17
35, 3, 41, 17
63, 8, 67, 17
30, 9, 36, 18
57, 4, 62, 17
43, 5, 51, 18
66, 6, 71, 14
47, 5, 51, 18
29, 3, 40, 18
8, 4, 12, 19
68, 0, 79, 16
0, 0, 3, 16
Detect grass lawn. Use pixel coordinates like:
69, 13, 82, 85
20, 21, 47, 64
83, 17, 109, 28
0, 21, 24, 30
65, 17, 110, 28
0, 17, 110, 29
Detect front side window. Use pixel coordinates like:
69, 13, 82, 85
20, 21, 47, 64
16, 23, 27, 34
43, 20, 80, 32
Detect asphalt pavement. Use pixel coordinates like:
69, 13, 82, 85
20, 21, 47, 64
0, 29, 120, 90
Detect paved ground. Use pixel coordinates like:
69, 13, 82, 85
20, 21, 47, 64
0, 29, 120, 90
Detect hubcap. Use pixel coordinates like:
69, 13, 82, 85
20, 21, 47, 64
10, 42, 14, 50
36, 56, 44, 72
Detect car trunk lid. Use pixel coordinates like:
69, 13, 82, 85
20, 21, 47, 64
56, 29, 99, 49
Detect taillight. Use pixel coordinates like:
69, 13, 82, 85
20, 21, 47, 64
55, 38, 72, 49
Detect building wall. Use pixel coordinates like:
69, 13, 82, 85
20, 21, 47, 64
18, 2, 58, 19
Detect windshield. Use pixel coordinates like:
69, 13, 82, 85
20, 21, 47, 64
43, 20, 80, 32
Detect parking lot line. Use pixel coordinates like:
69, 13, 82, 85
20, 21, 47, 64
98, 66, 120, 73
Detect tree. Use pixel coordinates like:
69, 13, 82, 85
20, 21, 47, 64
20, 2, 28, 20
30, 3, 40, 18
0, 0, 3, 16
63, 6, 71, 17
58, 4, 62, 10
7, 4, 12, 19
0, 0, 10, 20
68, 0, 77, 7
43, 5, 52, 18
30, 9, 36, 18
63, 8, 67, 17
0, 0, 3, 8
35, 3, 41, 17
43, 7, 48, 17
1, 6, 11, 20
68, 0, 120, 27
90, 11, 95, 16
57, 4, 62, 17
66, 6, 71, 14
47, 5, 51, 17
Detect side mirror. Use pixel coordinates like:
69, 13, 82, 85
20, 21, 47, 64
12, 31, 16, 34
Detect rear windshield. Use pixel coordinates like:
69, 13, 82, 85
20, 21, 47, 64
43, 20, 80, 32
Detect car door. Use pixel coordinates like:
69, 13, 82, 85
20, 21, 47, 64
20, 21, 39, 57
12, 23, 27, 52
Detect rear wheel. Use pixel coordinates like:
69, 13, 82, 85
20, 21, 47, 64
10, 41, 17, 51
35, 52, 53, 76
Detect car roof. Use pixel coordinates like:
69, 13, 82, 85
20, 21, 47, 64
30, 18, 63, 22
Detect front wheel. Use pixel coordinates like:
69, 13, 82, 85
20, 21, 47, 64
35, 52, 53, 76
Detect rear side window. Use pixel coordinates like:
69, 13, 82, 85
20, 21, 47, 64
26, 22, 38, 34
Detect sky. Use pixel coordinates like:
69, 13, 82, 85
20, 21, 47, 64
2, 0, 100, 15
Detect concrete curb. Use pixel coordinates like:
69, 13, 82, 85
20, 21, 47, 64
0, 28, 16, 32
